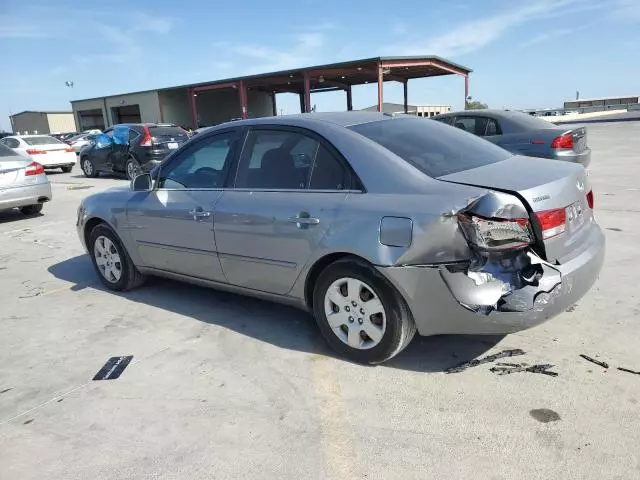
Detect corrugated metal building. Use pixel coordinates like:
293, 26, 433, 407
70, 56, 472, 131
9, 111, 77, 135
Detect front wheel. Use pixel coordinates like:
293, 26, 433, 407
312, 258, 416, 364
81, 157, 98, 178
88, 224, 146, 291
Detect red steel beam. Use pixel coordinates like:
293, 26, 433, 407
189, 88, 198, 128
193, 82, 238, 93
464, 75, 469, 109
239, 80, 248, 119
403, 80, 408, 114
303, 71, 311, 113
381, 59, 468, 77
377, 63, 384, 112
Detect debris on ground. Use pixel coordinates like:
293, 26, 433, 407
93, 355, 133, 381
490, 363, 558, 377
445, 349, 525, 373
580, 354, 609, 369
617, 367, 640, 375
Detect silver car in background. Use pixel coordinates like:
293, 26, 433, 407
0, 144, 52, 215
433, 109, 591, 167
76, 112, 604, 364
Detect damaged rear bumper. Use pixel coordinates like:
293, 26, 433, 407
377, 224, 605, 336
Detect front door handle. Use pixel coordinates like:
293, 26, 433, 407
188, 207, 211, 221
288, 212, 320, 229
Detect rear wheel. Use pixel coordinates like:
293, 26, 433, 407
312, 258, 416, 364
88, 224, 146, 291
61, 165, 73, 173
20, 204, 43, 215
81, 157, 98, 178
125, 156, 140, 181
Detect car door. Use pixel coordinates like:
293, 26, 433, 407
89, 130, 116, 172
125, 129, 242, 281
214, 127, 352, 295
110, 125, 131, 172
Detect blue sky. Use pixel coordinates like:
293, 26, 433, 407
1, 0, 639, 131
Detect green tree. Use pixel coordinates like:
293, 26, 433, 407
465, 98, 488, 110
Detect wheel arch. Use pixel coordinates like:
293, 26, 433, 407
303, 252, 374, 310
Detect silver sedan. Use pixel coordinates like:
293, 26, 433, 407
76, 112, 604, 364
0, 144, 52, 215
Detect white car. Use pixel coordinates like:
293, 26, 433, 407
67, 133, 98, 153
0, 144, 52, 215
0, 135, 77, 173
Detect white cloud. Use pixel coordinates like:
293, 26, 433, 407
519, 25, 589, 48
385, 0, 592, 57
609, 0, 640, 21
225, 24, 338, 74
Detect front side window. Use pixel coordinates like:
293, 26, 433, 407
349, 117, 511, 178
235, 130, 315, 190
158, 132, 237, 189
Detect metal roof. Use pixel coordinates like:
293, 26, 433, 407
10, 110, 73, 117
71, 55, 472, 104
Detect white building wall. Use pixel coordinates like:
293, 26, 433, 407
46, 113, 77, 133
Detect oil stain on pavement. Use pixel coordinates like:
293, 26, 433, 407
530, 408, 561, 423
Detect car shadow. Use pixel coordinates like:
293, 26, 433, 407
0, 209, 44, 224
48, 254, 504, 373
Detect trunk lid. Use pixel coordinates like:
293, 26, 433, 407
0, 157, 30, 187
438, 155, 593, 263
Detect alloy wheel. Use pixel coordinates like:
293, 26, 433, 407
94, 235, 122, 283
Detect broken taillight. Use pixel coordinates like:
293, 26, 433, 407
457, 214, 534, 251
535, 209, 566, 239
550, 133, 573, 149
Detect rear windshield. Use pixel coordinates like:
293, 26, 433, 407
348, 117, 512, 177
0, 144, 21, 157
503, 111, 560, 130
22, 136, 64, 146
149, 126, 188, 138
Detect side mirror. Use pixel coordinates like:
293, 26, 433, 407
131, 173, 152, 192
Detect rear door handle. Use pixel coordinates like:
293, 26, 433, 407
288, 212, 320, 229
189, 207, 211, 221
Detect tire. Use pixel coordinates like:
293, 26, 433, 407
88, 224, 146, 291
125, 156, 140, 181
312, 258, 416, 364
61, 165, 73, 173
81, 156, 98, 178
20, 204, 43, 215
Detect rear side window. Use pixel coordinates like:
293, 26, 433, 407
0, 144, 20, 157
349, 118, 511, 178
22, 136, 63, 146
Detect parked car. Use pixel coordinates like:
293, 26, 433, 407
79, 123, 189, 180
433, 109, 591, 167
50, 132, 78, 142
67, 133, 98, 153
76, 112, 604, 364
0, 135, 77, 172
0, 143, 52, 215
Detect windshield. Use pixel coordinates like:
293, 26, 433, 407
348, 117, 512, 178
22, 136, 64, 146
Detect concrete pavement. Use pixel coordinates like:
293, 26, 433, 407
1, 125, 639, 480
